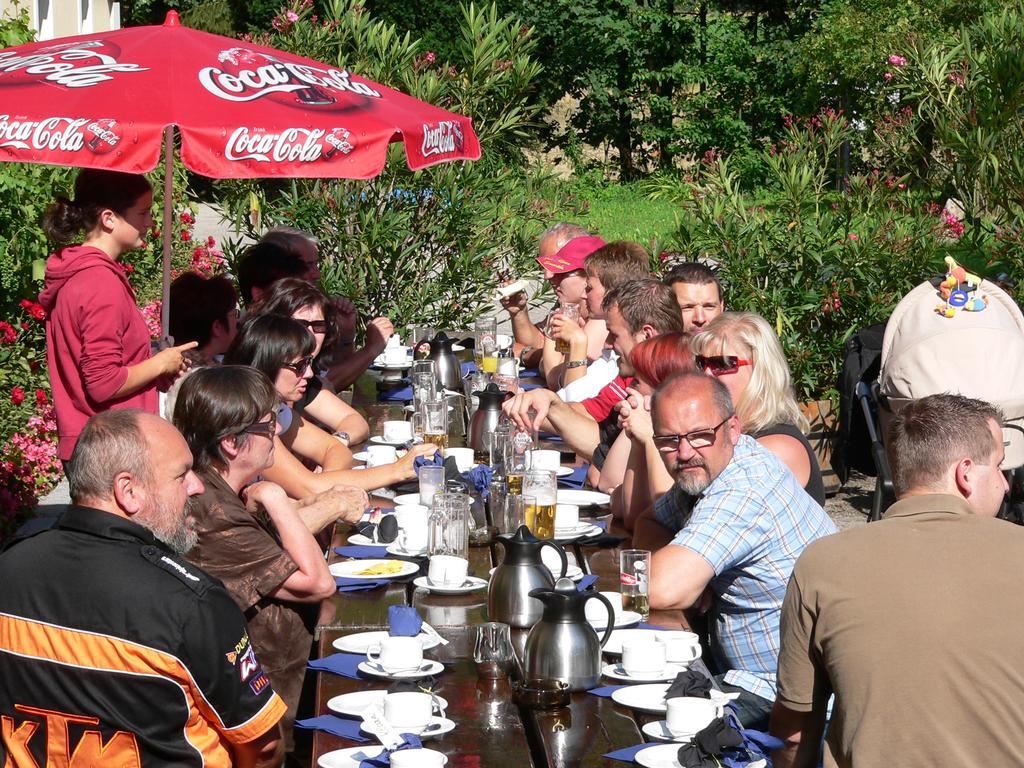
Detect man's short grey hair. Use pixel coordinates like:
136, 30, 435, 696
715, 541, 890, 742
261, 226, 318, 255
887, 394, 1004, 495
540, 222, 590, 251
651, 371, 735, 423
69, 409, 152, 503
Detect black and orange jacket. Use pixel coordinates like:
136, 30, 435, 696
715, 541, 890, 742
0, 506, 286, 767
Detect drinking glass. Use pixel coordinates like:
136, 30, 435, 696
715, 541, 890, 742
547, 301, 581, 355
473, 622, 515, 678
620, 549, 651, 620
522, 470, 557, 539
411, 327, 436, 359
421, 398, 449, 450
428, 492, 470, 559
505, 426, 535, 496
419, 465, 445, 506
474, 315, 499, 374
489, 480, 526, 535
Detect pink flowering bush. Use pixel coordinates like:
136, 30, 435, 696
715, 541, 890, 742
0, 404, 61, 541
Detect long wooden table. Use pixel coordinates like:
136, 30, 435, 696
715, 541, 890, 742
307, 367, 709, 767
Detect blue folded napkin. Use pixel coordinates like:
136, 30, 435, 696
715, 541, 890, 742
603, 743, 662, 763
294, 714, 370, 742
388, 605, 424, 637
558, 464, 589, 489
461, 361, 476, 375
461, 464, 493, 495
379, 386, 413, 402
414, 452, 444, 474
519, 368, 540, 378
336, 577, 390, 592
520, 382, 545, 392
587, 685, 625, 698
359, 735, 425, 767
538, 431, 563, 443
307, 652, 366, 679
335, 545, 390, 559
635, 622, 668, 631
576, 574, 599, 592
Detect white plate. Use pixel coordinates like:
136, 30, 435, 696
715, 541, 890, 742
611, 683, 671, 713
327, 690, 450, 718
332, 630, 441, 654
386, 542, 428, 558
602, 661, 690, 683
318, 747, 449, 768
412, 575, 488, 594
407, 716, 455, 739
358, 659, 445, 680
555, 466, 576, 478
635, 743, 691, 768
589, 610, 642, 631
553, 523, 603, 541
489, 564, 584, 582
603, 628, 664, 655
641, 720, 695, 743
346, 533, 377, 546
329, 559, 420, 580
557, 489, 611, 506
394, 493, 429, 507
369, 435, 414, 447
373, 360, 413, 371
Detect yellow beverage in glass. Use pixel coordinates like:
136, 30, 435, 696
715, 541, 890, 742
506, 473, 523, 496
481, 354, 498, 373
525, 501, 557, 539
424, 432, 449, 450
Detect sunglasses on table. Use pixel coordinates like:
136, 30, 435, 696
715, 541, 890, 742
696, 355, 751, 376
299, 319, 328, 334
280, 355, 314, 375
241, 413, 277, 437
652, 416, 732, 452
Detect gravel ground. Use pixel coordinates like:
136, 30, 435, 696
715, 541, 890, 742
826, 471, 875, 531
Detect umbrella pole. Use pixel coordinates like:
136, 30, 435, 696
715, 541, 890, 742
160, 124, 174, 345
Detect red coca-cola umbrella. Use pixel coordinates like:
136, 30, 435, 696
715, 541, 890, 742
0, 11, 481, 333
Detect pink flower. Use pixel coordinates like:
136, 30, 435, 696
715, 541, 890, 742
848, 233, 859, 241
887, 55, 907, 67
883, 72, 893, 82
207, 235, 216, 248
286, 10, 299, 22
943, 211, 965, 239
181, 230, 191, 242
426, 51, 436, 64
180, 211, 194, 224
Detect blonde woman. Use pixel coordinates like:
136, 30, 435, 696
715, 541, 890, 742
692, 312, 825, 505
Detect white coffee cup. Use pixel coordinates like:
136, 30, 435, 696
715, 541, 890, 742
383, 691, 437, 731
383, 345, 411, 366
366, 445, 398, 467
428, 555, 469, 587
540, 545, 576, 575
621, 639, 667, 677
395, 510, 429, 553
443, 447, 474, 472
367, 635, 423, 673
390, 749, 448, 768
383, 420, 414, 443
665, 697, 724, 736
657, 631, 703, 664
555, 504, 580, 531
585, 591, 623, 621
528, 449, 562, 472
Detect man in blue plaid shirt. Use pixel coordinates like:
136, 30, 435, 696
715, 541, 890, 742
648, 372, 836, 730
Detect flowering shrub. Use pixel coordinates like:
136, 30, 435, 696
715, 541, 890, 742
0, 404, 60, 541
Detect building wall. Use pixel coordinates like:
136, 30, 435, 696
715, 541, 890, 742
0, 0, 121, 40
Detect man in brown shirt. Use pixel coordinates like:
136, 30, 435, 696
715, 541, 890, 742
771, 394, 1024, 767
172, 366, 366, 760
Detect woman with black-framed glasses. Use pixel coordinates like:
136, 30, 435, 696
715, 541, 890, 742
692, 312, 825, 505
225, 314, 435, 499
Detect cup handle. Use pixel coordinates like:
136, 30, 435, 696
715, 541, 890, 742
367, 647, 382, 663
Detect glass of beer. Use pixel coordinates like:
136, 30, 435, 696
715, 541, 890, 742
504, 426, 533, 495
522, 470, 557, 539
474, 315, 499, 374
421, 398, 449, 450
620, 549, 651, 620
551, 301, 581, 355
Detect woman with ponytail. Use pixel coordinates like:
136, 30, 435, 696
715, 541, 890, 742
39, 169, 196, 464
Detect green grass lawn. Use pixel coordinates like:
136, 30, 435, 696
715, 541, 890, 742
568, 180, 681, 254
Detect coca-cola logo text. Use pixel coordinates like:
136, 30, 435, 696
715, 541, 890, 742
421, 121, 464, 158
199, 54, 381, 103
0, 115, 89, 152
0, 44, 149, 88
225, 126, 331, 163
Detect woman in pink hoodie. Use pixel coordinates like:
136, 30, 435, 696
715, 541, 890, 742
39, 169, 196, 464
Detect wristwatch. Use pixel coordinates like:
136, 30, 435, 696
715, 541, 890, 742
333, 431, 351, 446
519, 345, 536, 367
564, 359, 588, 369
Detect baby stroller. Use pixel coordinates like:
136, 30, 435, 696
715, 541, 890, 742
860, 275, 1024, 521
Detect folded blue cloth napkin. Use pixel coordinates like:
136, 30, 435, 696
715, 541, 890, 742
359, 735, 425, 767
336, 577, 390, 592
379, 385, 414, 402
520, 382, 544, 392
558, 464, 589, 489
307, 652, 366, 679
538, 431, 563, 443
388, 605, 424, 637
461, 361, 476, 375
294, 714, 370, 742
462, 464, 493, 495
587, 685, 625, 698
575, 574, 600, 592
335, 545, 390, 559
414, 451, 444, 474
635, 622, 668, 631
519, 368, 540, 378
603, 743, 662, 763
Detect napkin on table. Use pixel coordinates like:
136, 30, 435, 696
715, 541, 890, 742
307, 652, 365, 679
558, 464, 589, 489
293, 714, 370, 742
587, 685, 625, 698
335, 545, 390, 559
379, 386, 413, 402
664, 670, 713, 699
388, 605, 424, 637
358, 734, 424, 767
336, 577, 390, 592
602, 743, 662, 763
575, 574, 599, 592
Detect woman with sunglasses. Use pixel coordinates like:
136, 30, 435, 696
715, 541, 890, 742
251, 278, 369, 447
692, 312, 825, 505
225, 314, 435, 498
609, 332, 695, 529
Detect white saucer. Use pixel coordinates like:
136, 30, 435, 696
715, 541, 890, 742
358, 659, 445, 680
601, 661, 690, 683
557, 489, 611, 506
588, 610, 642, 631
634, 743, 692, 768
555, 466, 576, 478
386, 542, 429, 558
642, 720, 695, 743
553, 523, 603, 541
602, 628, 664, 655
404, 716, 455, 739
346, 533, 377, 546
332, 630, 441, 654
318, 747, 450, 768
394, 493, 429, 507
327, 690, 449, 718
413, 575, 488, 594
369, 435, 414, 447
610, 683, 672, 713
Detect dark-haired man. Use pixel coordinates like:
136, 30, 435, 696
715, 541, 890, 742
648, 372, 834, 731
169, 271, 239, 364
665, 262, 724, 330
0, 410, 283, 767
772, 394, 1023, 768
